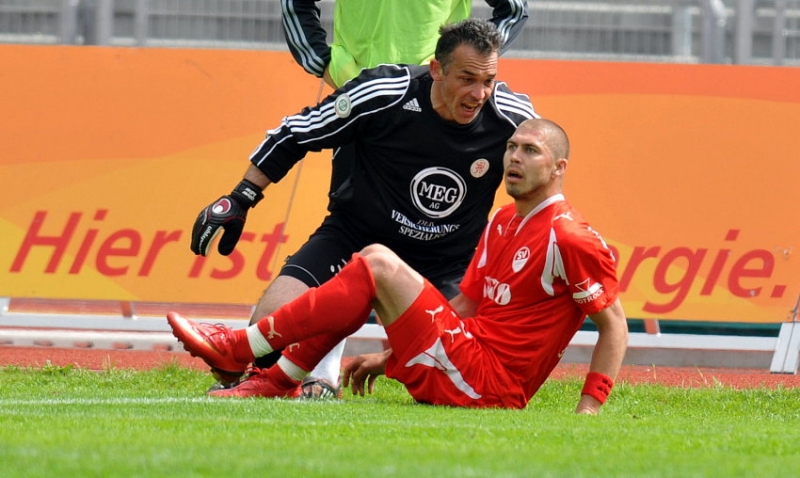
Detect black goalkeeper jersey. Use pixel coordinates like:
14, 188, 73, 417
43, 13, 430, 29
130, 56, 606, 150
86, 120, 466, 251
251, 64, 537, 266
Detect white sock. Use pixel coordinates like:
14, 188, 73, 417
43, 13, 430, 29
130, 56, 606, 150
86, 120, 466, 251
277, 356, 308, 382
309, 339, 347, 384
246, 324, 273, 357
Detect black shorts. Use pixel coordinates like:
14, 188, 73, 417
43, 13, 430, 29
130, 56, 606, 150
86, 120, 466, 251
279, 215, 470, 300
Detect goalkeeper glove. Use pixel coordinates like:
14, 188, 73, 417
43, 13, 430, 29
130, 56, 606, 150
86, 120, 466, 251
191, 179, 264, 256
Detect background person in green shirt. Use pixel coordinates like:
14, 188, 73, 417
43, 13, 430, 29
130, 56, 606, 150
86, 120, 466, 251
283, 0, 528, 88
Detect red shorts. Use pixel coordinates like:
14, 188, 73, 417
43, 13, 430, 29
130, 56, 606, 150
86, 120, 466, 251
384, 281, 527, 409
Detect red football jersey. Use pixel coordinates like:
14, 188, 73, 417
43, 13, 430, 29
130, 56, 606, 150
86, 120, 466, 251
460, 194, 620, 399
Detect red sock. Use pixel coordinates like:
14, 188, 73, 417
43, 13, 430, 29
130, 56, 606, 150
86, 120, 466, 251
283, 322, 369, 372
230, 329, 255, 364
264, 364, 302, 390
255, 254, 376, 352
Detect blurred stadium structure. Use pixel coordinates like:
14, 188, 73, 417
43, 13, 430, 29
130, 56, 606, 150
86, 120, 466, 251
0, 0, 798, 66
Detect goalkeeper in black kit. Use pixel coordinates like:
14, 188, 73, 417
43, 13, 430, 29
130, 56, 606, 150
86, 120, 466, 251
186, 18, 538, 398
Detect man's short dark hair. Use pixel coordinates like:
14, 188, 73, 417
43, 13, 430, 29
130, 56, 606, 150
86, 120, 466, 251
435, 19, 504, 69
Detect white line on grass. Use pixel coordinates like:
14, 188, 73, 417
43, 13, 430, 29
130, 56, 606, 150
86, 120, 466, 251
0, 396, 334, 406
0, 397, 219, 406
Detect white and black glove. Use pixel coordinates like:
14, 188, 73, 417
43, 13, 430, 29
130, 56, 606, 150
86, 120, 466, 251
190, 179, 264, 256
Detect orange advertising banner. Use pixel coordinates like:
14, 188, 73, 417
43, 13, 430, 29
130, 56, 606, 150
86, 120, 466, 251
1, 45, 798, 323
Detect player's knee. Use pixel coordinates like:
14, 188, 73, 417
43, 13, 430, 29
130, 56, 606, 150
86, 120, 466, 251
360, 244, 402, 283
359, 243, 393, 257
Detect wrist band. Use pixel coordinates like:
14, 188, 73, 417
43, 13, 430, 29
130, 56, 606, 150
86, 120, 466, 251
232, 179, 264, 208
581, 372, 614, 404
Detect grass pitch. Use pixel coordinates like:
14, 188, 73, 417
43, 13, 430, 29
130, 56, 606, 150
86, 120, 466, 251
1, 363, 799, 477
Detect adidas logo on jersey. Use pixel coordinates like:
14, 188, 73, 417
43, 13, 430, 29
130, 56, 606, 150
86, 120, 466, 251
402, 98, 422, 112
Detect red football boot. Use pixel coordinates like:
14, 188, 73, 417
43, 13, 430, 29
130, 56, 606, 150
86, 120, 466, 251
208, 367, 302, 399
166, 312, 250, 385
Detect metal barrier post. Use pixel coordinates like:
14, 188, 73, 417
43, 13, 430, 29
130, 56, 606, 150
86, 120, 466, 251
59, 0, 79, 44
702, 0, 728, 63
671, 2, 693, 58
134, 0, 149, 46
773, 0, 788, 65
735, 0, 754, 64
94, 0, 114, 45
769, 294, 800, 374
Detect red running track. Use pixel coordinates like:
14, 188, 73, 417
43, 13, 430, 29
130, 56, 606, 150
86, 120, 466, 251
2, 346, 798, 389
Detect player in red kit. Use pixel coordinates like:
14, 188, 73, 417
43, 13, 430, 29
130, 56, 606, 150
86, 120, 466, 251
169, 118, 628, 412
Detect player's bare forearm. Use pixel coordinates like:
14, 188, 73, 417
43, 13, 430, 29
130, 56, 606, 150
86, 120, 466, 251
449, 293, 477, 318
243, 164, 272, 190
577, 298, 629, 414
